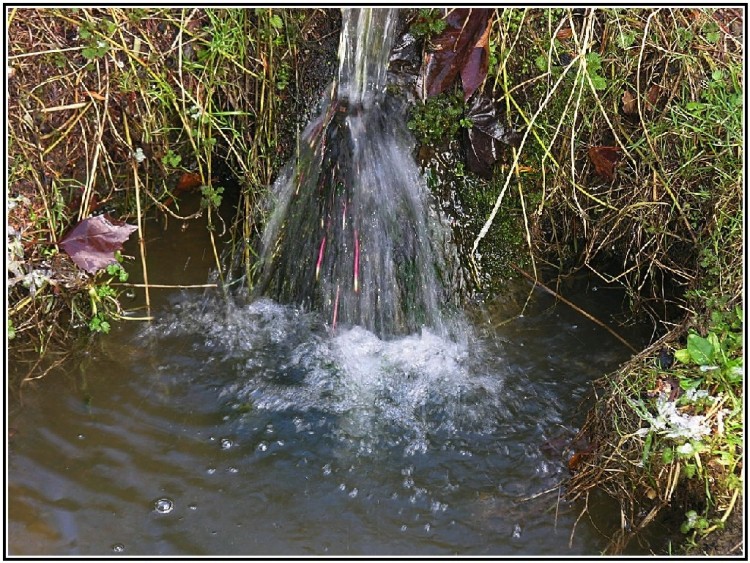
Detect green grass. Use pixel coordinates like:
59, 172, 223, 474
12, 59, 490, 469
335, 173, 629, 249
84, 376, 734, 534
7, 8, 312, 382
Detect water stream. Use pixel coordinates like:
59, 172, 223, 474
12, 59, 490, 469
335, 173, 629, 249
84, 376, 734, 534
256, 8, 455, 337
8, 9, 651, 556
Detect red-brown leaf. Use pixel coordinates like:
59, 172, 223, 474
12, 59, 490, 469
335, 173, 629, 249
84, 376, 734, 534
556, 27, 573, 40
421, 8, 493, 101
646, 84, 661, 109
60, 215, 137, 273
175, 172, 203, 194
588, 146, 622, 181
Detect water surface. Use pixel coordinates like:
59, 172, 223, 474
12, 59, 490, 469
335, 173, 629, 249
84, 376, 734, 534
8, 252, 645, 555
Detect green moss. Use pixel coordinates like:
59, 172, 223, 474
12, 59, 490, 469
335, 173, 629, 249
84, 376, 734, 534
407, 92, 467, 148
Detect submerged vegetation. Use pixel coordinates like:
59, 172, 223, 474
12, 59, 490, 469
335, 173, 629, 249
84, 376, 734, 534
6, 7, 743, 555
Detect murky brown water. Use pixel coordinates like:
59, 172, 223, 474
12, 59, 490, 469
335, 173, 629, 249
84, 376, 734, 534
8, 200, 651, 556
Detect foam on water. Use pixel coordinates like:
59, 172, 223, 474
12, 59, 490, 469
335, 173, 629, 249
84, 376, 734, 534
149, 295, 503, 457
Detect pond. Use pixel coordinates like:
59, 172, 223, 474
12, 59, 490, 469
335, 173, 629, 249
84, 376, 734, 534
7, 197, 651, 556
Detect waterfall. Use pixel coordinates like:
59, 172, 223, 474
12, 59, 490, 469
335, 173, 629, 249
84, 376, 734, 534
255, 8, 454, 337
336, 8, 398, 109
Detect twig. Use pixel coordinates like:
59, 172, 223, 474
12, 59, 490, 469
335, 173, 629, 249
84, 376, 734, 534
510, 263, 638, 353
113, 283, 218, 289
471, 49, 582, 280
122, 112, 151, 316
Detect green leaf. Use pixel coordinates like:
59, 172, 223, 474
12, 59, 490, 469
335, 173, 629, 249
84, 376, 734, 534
682, 463, 697, 479
641, 431, 653, 467
674, 348, 691, 364
723, 359, 743, 384
269, 14, 283, 30
590, 74, 607, 90
687, 333, 715, 365
585, 52, 602, 72
706, 31, 720, 43
617, 31, 636, 49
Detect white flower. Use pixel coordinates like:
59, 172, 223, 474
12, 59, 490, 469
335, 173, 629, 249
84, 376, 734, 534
189, 104, 203, 120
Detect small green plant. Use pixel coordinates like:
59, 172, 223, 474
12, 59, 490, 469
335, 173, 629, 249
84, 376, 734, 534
200, 185, 224, 209
88, 313, 111, 334
161, 149, 182, 169
410, 8, 447, 38
83, 256, 130, 334
408, 92, 466, 147
680, 510, 711, 535
584, 51, 607, 90
79, 19, 116, 60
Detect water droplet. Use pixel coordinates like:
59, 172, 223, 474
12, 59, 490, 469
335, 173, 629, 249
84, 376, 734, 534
77, 434, 85, 440
256, 442, 268, 452
112, 543, 125, 553
206, 467, 216, 475
188, 503, 198, 511
153, 498, 174, 514
228, 466, 239, 474
220, 438, 233, 450
338, 483, 346, 492
124, 289, 136, 300
424, 523, 431, 532
512, 523, 522, 539
400, 525, 407, 532
348, 488, 358, 498
322, 464, 332, 476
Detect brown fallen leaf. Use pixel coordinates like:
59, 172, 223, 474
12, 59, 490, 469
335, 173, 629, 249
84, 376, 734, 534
622, 90, 637, 114
175, 172, 203, 195
84, 89, 106, 101
60, 215, 138, 274
420, 8, 494, 101
588, 146, 622, 181
556, 27, 573, 40
646, 84, 661, 110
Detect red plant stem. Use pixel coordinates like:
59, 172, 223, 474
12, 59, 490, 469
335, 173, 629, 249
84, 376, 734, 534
332, 284, 340, 330
353, 229, 360, 293
316, 236, 326, 280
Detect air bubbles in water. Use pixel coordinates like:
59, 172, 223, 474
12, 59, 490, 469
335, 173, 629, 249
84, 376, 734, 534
153, 498, 174, 514
220, 438, 233, 450
111, 543, 125, 553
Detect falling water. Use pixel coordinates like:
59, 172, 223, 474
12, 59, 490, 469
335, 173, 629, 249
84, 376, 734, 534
255, 8, 454, 337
